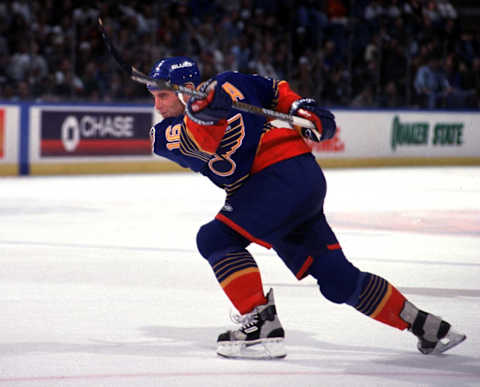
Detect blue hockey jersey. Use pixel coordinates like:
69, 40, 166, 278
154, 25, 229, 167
151, 71, 311, 195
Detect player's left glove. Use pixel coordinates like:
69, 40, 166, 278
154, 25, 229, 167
186, 79, 232, 126
289, 98, 336, 142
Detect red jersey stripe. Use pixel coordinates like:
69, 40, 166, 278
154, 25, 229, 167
296, 256, 314, 280
215, 213, 272, 249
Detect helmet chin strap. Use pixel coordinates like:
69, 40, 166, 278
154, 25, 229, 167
177, 82, 194, 107
177, 92, 187, 107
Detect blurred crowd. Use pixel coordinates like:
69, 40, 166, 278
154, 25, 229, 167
1, 0, 479, 109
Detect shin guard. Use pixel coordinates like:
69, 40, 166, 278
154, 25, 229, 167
213, 251, 266, 314
197, 220, 266, 314
351, 273, 409, 330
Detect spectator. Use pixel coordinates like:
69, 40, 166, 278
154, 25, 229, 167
323, 62, 350, 106
251, 52, 278, 79
423, 1, 441, 25
379, 81, 402, 108
296, 0, 328, 49
351, 84, 375, 108
381, 38, 407, 91
472, 57, 480, 107
293, 55, 314, 98
53, 58, 83, 98
28, 41, 48, 81
0, 0, 477, 108
7, 41, 31, 81
414, 54, 451, 108
81, 61, 101, 100
444, 57, 476, 107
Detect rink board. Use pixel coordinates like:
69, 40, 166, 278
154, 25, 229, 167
312, 110, 480, 164
0, 104, 20, 175
0, 102, 479, 176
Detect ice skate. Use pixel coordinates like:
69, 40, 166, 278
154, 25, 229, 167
217, 288, 286, 359
401, 301, 466, 355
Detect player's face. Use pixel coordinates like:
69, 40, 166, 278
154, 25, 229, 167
150, 90, 185, 118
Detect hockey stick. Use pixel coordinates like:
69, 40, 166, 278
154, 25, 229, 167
98, 18, 317, 132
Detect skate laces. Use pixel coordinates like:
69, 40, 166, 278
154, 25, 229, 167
229, 310, 259, 328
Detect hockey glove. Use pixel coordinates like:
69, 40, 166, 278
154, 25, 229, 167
290, 98, 336, 142
186, 79, 232, 126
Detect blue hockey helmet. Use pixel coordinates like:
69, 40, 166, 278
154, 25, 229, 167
147, 56, 201, 91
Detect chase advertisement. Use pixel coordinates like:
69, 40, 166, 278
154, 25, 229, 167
40, 110, 153, 157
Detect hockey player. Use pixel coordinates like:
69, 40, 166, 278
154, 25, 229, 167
147, 56, 466, 359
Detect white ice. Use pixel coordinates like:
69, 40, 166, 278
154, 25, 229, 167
0, 166, 479, 386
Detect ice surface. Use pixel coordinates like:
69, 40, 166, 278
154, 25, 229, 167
1, 167, 479, 386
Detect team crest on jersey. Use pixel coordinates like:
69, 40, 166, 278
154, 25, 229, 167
208, 113, 245, 177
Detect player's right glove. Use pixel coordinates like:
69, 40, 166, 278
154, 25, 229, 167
186, 79, 232, 126
289, 98, 336, 142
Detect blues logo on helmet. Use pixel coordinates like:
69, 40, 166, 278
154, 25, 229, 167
148, 56, 201, 91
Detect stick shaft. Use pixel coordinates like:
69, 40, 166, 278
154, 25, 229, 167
132, 75, 315, 129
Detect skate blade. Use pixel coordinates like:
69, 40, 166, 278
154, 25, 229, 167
432, 329, 466, 354
420, 329, 467, 355
217, 338, 286, 360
